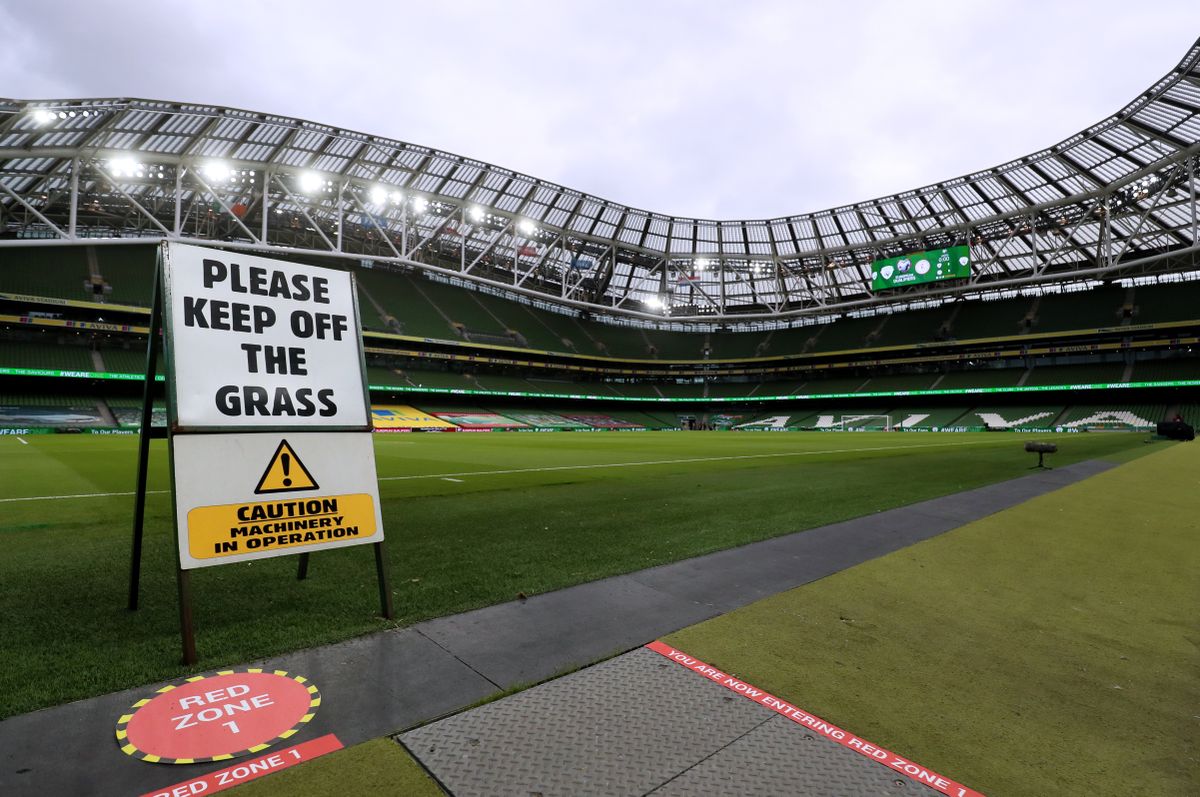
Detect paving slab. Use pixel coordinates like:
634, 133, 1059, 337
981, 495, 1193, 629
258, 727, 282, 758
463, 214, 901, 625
417, 574, 721, 689
628, 509, 961, 613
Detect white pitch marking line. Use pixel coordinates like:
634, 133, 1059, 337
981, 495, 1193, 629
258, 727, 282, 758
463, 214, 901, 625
378, 439, 1000, 482
0, 489, 168, 504
0, 439, 1003, 504
441, 477, 464, 483
16, 437, 28, 445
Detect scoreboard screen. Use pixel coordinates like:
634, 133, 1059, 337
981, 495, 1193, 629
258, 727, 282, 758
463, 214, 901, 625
871, 245, 970, 291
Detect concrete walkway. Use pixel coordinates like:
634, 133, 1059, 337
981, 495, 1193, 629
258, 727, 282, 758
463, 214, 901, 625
0, 460, 1112, 796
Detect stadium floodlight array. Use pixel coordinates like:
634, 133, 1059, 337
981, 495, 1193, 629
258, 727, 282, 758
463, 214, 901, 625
0, 38, 1197, 325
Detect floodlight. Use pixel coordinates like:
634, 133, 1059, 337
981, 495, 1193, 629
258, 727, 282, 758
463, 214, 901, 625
107, 156, 143, 178
412, 197, 428, 214
32, 109, 56, 126
468, 205, 485, 222
389, 191, 403, 204
298, 171, 324, 193
201, 161, 232, 183
518, 218, 537, 235
369, 185, 387, 205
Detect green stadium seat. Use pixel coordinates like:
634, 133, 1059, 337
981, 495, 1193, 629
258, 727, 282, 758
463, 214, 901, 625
861, 373, 939, 392
0, 247, 93, 303
0, 340, 96, 371
1131, 358, 1200, 382
1132, 281, 1200, 325
948, 296, 1032, 340
962, 406, 1065, 429
93, 246, 157, 306
935, 369, 1025, 389
1030, 287, 1126, 333
1023, 363, 1126, 386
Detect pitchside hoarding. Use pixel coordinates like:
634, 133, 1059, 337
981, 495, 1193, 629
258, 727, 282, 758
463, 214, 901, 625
871, 245, 970, 291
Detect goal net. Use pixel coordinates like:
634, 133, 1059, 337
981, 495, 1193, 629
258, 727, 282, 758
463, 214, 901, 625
837, 414, 892, 431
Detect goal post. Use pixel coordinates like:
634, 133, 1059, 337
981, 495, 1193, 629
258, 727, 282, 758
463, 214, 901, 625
837, 414, 892, 431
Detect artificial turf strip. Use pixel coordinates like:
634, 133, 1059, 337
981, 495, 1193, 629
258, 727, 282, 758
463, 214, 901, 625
0, 431, 1160, 718
229, 738, 444, 796
664, 440, 1196, 797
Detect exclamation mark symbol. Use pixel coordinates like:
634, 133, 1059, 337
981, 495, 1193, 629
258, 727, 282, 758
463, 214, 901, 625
281, 453, 292, 487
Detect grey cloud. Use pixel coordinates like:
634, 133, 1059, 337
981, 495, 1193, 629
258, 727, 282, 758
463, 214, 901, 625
5, 1, 1197, 219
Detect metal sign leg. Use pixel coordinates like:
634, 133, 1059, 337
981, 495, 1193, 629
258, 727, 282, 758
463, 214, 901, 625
128, 267, 163, 612
374, 541, 394, 620
177, 568, 198, 665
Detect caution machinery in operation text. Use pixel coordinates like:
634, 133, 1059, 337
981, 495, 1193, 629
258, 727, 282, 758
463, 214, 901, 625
173, 432, 383, 569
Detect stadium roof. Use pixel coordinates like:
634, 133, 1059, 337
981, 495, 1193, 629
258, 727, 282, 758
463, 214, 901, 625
0, 37, 1197, 324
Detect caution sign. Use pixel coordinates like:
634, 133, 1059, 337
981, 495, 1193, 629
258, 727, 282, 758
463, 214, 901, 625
173, 432, 383, 569
131, 243, 390, 665
255, 439, 318, 493
116, 668, 319, 764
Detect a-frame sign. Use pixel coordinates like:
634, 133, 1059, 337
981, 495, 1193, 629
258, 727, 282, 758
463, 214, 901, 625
128, 242, 392, 664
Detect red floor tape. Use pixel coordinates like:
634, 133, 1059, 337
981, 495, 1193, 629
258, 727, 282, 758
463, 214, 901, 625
139, 733, 342, 797
646, 641, 985, 797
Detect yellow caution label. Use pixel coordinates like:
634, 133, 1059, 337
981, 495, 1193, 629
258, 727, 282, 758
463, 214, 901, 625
188, 493, 376, 560
254, 439, 318, 494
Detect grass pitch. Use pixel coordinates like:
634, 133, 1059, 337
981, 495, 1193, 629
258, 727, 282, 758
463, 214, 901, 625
0, 430, 1160, 717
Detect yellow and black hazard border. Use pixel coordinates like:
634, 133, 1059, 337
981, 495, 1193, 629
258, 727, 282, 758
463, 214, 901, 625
114, 668, 321, 765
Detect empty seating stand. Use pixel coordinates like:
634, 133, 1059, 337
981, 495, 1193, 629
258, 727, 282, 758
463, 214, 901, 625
0, 340, 95, 371
1132, 282, 1200, 324
98, 346, 165, 375
948, 296, 1031, 340
936, 369, 1025, 389
354, 269, 457, 339
0, 247, 92, 302
1031, 287, 1126, 333
1024, 363, 1126, 386
92, 246, 156, 306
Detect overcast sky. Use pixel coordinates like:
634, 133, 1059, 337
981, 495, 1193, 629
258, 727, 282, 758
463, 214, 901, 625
4, 2, 1197, 220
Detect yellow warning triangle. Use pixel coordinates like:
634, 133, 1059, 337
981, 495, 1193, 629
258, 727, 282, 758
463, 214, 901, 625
254, 439, 318, 494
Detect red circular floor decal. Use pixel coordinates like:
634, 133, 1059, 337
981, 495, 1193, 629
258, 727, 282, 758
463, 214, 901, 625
115, 669, 319, 764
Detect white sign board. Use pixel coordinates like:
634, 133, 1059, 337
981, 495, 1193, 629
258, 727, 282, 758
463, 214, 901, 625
163, 242, 369, 429
173, 432, 384, 569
